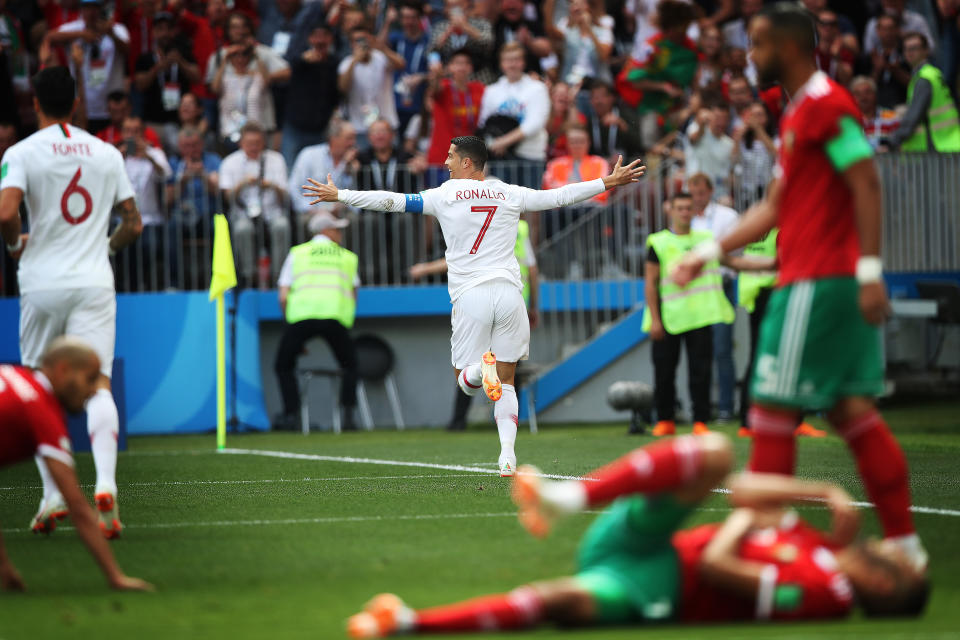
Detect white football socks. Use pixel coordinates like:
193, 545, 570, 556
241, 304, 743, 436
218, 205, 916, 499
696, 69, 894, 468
87, 388, 119, 496
34, 455, 63, 506
458, 364, 483, 397
495, 384, 518, 465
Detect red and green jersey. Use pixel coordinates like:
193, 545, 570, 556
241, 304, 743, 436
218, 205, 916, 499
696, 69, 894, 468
775, 71, 874, 286
623, 33, 700, 116
673, 512, 854, 622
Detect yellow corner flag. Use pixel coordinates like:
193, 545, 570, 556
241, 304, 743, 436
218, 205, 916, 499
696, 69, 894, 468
209, 214, 236, 450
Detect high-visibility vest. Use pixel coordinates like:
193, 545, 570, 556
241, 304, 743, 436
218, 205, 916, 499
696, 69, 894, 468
738, 228, 779, 313
641, 229, 735, 334
285, 241, 359, 328
901, 63, 960, 152
515, 220, 531, 304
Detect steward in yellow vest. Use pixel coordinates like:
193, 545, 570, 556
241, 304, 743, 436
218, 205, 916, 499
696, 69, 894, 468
274, 211, 360, 431
642, 192, 734, 436
891, 33, 960, 152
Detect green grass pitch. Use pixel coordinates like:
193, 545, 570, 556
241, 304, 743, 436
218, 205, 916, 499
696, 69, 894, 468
1, 401, 959, 639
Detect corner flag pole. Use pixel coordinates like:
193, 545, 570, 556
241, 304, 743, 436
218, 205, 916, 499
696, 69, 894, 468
210, 214, 237, 450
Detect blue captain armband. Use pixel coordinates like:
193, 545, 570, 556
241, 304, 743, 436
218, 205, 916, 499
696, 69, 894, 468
405, 193, 424, 213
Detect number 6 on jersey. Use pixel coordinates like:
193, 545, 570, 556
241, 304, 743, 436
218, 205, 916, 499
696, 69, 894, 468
469, 205, 498, 255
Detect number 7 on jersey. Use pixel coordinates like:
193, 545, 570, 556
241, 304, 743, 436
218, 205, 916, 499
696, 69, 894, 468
469, 206, 498, 255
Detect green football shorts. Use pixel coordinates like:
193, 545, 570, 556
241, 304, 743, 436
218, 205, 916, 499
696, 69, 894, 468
751, 277, 885, 411
574, 495, 695, 624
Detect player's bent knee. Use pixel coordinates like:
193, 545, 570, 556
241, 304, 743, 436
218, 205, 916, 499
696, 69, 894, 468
526, 580, 595, 626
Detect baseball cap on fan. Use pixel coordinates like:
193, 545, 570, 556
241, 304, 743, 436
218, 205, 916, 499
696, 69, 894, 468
308, 210, 350, 234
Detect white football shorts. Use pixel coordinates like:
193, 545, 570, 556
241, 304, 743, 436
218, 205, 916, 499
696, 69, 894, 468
450, 279, 530, 370
20, 287, 116, 378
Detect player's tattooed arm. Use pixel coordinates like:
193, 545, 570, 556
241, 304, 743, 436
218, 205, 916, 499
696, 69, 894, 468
109, 197, 144, 253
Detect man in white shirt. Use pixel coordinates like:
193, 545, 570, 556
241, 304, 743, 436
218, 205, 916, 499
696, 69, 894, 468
478, 42, 550, 187
863, 0, 934, 56
118, 116, 172, 290
46, 0, 130, 134
288, 119, 357, 220
219, 122, 290, 286
684, 103, 735, 200
688, 172, 739, 422
337, 26, 405, 149
0, 67, 143, 537
303, 135, 644, 475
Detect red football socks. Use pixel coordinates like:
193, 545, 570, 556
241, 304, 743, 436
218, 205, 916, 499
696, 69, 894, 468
415, 587, 544, 632
582, 436, 704, 506
833, 410, 915, 538
747, 406, 798, 474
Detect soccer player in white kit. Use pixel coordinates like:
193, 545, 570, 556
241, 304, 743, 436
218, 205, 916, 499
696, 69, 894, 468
303, 136, 644, 475
0, 67, 143, 537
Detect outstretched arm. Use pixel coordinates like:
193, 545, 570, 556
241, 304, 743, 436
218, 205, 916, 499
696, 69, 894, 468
302, 174, 424, 213
520, 156, 646, 212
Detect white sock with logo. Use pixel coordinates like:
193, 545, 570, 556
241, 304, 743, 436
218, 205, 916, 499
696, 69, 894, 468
495, 384, 518, 466
87, 388, 119, 496
457, 364, 483, 396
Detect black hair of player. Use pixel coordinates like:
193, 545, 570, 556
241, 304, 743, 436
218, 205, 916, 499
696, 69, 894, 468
451, 136, 488, 171
757, 2, 816, 54
656, 0, 697, 33
400, 0, 423, 14
852, 542, 930, 618
671, 191, 693, 203
32, 67, 76, 120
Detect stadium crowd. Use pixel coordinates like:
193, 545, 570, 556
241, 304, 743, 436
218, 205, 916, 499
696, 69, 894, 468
0, 0, 958, 294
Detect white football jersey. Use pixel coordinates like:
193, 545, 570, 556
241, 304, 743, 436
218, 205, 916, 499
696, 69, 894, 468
0, 123, 135, 294
337, 176, 606, 301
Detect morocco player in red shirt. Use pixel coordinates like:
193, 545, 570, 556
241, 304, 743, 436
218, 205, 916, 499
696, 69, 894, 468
346, 434, 928, 637
672, 3, 928, 571
0, 337, 150, 592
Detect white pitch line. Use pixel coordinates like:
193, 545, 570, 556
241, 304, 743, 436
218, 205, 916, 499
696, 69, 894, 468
220, 447, 960, 517
218, 447, 587, 480
0, 474, 486, 491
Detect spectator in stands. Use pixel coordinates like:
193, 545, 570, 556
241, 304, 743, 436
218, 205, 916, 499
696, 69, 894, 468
289, 119, 357, 223
282, 22, 340, 167
219, 122, 291, 286
726, 75, 754, 130
730, 102, 776, 210
207, 11, 291, 149
166, 127, 221, 285
425, 48, 484, 182
41, 0, 80, 33
114, 0, 160, 74
338, 25, 405, 150
542, 124, 610, 204
355, 119, 423, 193
887, 31, 960, 152
586, 80, 641, 165
96, 90, 162, 147
621, 0, 698, 151
933, 0, 959, 93
695, 24, 725, 92
722, 0, 762, 51
545, 81, 585, 159
383, 1, 431, 135
684, 101, 734, 201
869, 14, 912, 109
800, 0, 856, 36
544, 0, 614, 85
493, 0, 552, 75
133, 11, 200, 155
851, 76, 901, 151
118, 115, 172, 290
47, 0, 129, 134
429, 0, 495, 82
815, 10, 854, 86
478, 42, 549, 187
864, 0, 934, 57
688, 172, 739, 423
257, 0, 303, 58
0, 121, 14, 158
177, 91, 216, 152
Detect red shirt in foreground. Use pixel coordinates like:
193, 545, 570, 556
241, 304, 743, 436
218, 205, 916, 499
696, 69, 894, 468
0, 366, 73, 469
673, 512, 854, 622
775, 71, 865, 285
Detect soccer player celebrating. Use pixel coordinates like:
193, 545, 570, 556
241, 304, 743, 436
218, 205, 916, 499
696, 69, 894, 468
347, 434, 928, 636
302, 137, 644, 476
0, 338, 152, 592
672, 3, 927, 569
0, 67, 143, 537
